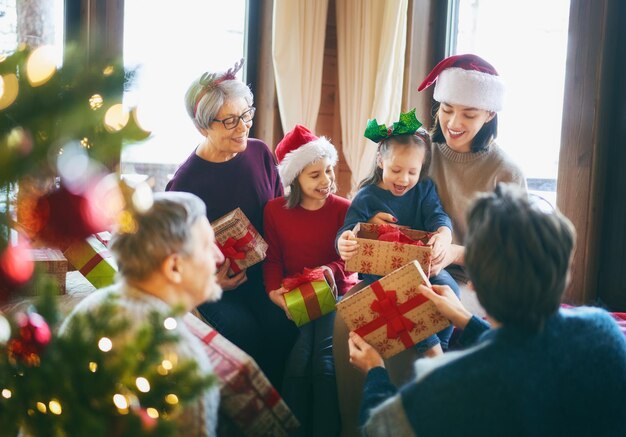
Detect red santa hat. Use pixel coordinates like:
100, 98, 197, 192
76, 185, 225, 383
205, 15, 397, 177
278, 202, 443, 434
275, 125, 338, 188
418, 54, 505, 112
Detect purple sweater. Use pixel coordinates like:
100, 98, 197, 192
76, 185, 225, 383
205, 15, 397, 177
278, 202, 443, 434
166, 139, 282, 293
166, 138, 283, 234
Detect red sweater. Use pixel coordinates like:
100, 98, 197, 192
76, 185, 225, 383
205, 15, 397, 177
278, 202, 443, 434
263, 194, 358, 295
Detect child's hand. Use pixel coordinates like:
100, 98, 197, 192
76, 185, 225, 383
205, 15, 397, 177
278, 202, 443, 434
269, 287, 292, 320
216, 259, 247, 291
338, 230, 359, 261
367, 212, 397, 225
348, 331, 385, 373
428, 227, 452, 266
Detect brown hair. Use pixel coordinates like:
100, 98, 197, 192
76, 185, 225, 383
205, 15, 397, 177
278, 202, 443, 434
465, 184, 576, 331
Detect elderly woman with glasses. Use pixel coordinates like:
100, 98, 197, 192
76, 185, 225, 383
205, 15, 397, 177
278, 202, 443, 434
166, 59, 298, 391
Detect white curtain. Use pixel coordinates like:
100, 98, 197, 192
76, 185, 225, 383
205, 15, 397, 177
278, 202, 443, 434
336, 0, 408, 194
272, 0, 329, 133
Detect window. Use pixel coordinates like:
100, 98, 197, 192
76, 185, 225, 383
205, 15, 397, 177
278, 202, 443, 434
0, 0, 64, 239
121, 0, 247, 188
450, 0, 570, 206
0, 0, 64, 57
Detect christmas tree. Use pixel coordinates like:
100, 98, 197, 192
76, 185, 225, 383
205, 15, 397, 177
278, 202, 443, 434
0, 45, 214, 436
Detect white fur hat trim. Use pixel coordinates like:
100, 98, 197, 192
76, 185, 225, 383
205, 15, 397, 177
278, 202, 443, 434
277, 138, 338, 188
433, 67, 505, 112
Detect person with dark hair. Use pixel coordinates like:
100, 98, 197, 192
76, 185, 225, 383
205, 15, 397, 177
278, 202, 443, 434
417, 54, 527, 282
166, 59, 298, 390
349, 184, 626, 436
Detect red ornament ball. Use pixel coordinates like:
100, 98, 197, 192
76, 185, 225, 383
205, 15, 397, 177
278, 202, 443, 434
7, 312, 52, 365
34, 183, 110, 250
0, 240, 35, 304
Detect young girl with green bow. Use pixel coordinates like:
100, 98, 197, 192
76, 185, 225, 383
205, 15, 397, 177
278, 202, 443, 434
336, 109, 459, 357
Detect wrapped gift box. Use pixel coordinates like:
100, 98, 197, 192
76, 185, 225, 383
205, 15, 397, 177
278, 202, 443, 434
336, 260, 449, 359
212, 208, 268, 276
183, 313, 299, 436
25, 248, 68, 295
63, 234, 117, 288
344, 222, 432, 277
93, 231, 112, 247
284, 268, 337, 327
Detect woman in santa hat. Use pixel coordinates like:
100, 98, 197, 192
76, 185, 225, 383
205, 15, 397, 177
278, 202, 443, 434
417, 54, 526, 283
263, 124, 358, 437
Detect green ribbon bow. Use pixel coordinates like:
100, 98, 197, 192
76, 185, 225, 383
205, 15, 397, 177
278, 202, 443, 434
363, 108, 423, 143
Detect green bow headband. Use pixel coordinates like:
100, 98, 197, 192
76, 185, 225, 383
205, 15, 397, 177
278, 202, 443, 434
363, 108, 423, 143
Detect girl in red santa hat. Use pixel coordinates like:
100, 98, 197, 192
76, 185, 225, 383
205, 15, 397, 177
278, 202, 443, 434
263, 124, 358, 437
419, 53, 527, 284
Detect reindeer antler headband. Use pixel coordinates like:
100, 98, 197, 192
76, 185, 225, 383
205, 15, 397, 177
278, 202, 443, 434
193, 58, 245, 117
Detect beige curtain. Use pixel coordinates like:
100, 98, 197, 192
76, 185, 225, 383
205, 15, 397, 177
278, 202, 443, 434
336, 0, 408, 194
272, 0, 329, 133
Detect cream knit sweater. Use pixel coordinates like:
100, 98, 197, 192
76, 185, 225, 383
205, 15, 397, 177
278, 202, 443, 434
429, 141, 526, 246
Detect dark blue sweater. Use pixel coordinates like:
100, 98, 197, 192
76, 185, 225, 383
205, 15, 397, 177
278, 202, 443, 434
337, 179, 452, 285
361, 307, 626, 436
337, 178, 451, 240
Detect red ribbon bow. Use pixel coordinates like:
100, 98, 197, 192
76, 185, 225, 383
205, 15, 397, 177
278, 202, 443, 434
217, 231, 254, 273
282, 267, 326, 291
354, 281, 429, 350
370, 289, 416, 340
376, 224, 428, 246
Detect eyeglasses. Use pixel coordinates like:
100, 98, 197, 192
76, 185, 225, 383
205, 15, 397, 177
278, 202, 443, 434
212, 107, 256, 130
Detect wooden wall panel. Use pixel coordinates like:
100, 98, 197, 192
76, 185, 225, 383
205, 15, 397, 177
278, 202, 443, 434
315, 0, 352, 198
557, 0, 622, 307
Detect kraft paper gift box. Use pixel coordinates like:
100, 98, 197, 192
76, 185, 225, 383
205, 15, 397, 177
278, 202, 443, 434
183, 313, 299, 436
283, 268, 337, 327
336, 260, 450, 359
23, 248, 68, 295
212, 208, 268, 277
63, 234, 117, 288
345, 222, 433, 277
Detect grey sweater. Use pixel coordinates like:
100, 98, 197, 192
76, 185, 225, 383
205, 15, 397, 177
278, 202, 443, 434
61, 283, 220, 436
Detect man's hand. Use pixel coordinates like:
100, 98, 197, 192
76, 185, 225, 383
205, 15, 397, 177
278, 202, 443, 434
348, 331, 385, 374
420, 284, 473, 329
216, 259, 247, 291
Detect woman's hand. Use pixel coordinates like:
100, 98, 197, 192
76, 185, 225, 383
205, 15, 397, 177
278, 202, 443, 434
419, 284, 472, 329
367, 212, 397, 225
430, 244, 465, 275
348, 331, 385, 374
428, 227, 452, 267
338, 230, 359, 261
216, 259, 247, 291
269, 287, 292, 320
